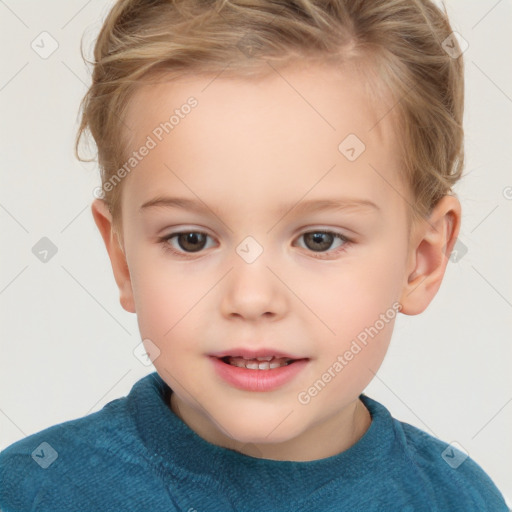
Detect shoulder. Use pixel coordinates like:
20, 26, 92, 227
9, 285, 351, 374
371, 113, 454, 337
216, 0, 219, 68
0, 392, 145, 511
359, 394, 508, 511
394, 415, 508, 511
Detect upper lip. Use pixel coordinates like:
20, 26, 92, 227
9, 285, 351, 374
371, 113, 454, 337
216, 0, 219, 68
209, 348, 307, 360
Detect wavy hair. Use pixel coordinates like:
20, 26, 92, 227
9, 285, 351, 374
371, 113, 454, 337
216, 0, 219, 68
75, 0, 464, 230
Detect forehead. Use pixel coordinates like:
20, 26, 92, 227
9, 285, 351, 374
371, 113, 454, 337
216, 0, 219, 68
121, 62, 407, 218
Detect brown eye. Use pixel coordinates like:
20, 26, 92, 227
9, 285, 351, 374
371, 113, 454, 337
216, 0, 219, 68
295, 230, 351, 258
302, 232, 335, 252
166, 232, 210, 253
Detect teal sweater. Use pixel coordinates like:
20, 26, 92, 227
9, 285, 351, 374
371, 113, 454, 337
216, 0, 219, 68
0, 372, 508, 511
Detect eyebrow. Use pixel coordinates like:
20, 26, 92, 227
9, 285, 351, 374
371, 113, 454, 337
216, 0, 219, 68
139, 196, 380, 217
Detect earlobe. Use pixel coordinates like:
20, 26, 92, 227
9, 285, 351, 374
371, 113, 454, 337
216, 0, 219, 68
91, 199, 136, 313
399, 195, 461, 315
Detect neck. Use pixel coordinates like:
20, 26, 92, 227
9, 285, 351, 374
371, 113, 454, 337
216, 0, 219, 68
169, 393, 372, 462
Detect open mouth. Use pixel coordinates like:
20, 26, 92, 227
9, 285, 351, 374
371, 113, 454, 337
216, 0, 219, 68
219, 356, 301, 370
211, 354, 310, 391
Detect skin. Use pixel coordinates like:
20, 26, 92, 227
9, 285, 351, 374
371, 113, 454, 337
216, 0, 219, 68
92, 61, 461, 462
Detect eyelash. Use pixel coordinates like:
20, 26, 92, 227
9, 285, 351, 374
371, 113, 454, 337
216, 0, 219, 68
158, 229, 353, 260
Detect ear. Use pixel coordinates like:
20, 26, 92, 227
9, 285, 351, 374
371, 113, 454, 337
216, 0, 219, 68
91, 199, 136, 313
399, 195, 461, 315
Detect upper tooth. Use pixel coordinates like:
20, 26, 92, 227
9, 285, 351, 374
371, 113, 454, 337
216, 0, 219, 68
227, 356, 290, 369
255, 356, 273, 361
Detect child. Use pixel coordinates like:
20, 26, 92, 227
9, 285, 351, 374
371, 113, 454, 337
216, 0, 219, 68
0, 0, 508, 510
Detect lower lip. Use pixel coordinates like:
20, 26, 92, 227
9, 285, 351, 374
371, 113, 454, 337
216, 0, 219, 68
210, 357, 309, 392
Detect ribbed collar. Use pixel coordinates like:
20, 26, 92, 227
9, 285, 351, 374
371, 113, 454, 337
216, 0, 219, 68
129, 372, 396, 501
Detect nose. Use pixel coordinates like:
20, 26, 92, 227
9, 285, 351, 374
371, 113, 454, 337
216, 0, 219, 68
219, 251, 288, 322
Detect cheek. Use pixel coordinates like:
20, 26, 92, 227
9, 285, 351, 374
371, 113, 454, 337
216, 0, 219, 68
129, 254, 218, 358
308, 282, 398, 408
308, 239, 405, 375
128, 252, 186, 337
317, 255, 403, 340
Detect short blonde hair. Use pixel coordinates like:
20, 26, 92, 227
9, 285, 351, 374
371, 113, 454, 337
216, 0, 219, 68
76, 0, 464, 231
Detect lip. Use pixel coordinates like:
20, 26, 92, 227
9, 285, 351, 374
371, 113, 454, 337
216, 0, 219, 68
209, 348, 304, 359
210, 356, 309, 392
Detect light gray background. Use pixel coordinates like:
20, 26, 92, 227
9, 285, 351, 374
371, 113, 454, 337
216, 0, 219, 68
1, 0, 511, 503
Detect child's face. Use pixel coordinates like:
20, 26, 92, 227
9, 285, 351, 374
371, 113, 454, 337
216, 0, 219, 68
94, 62, 455, 460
